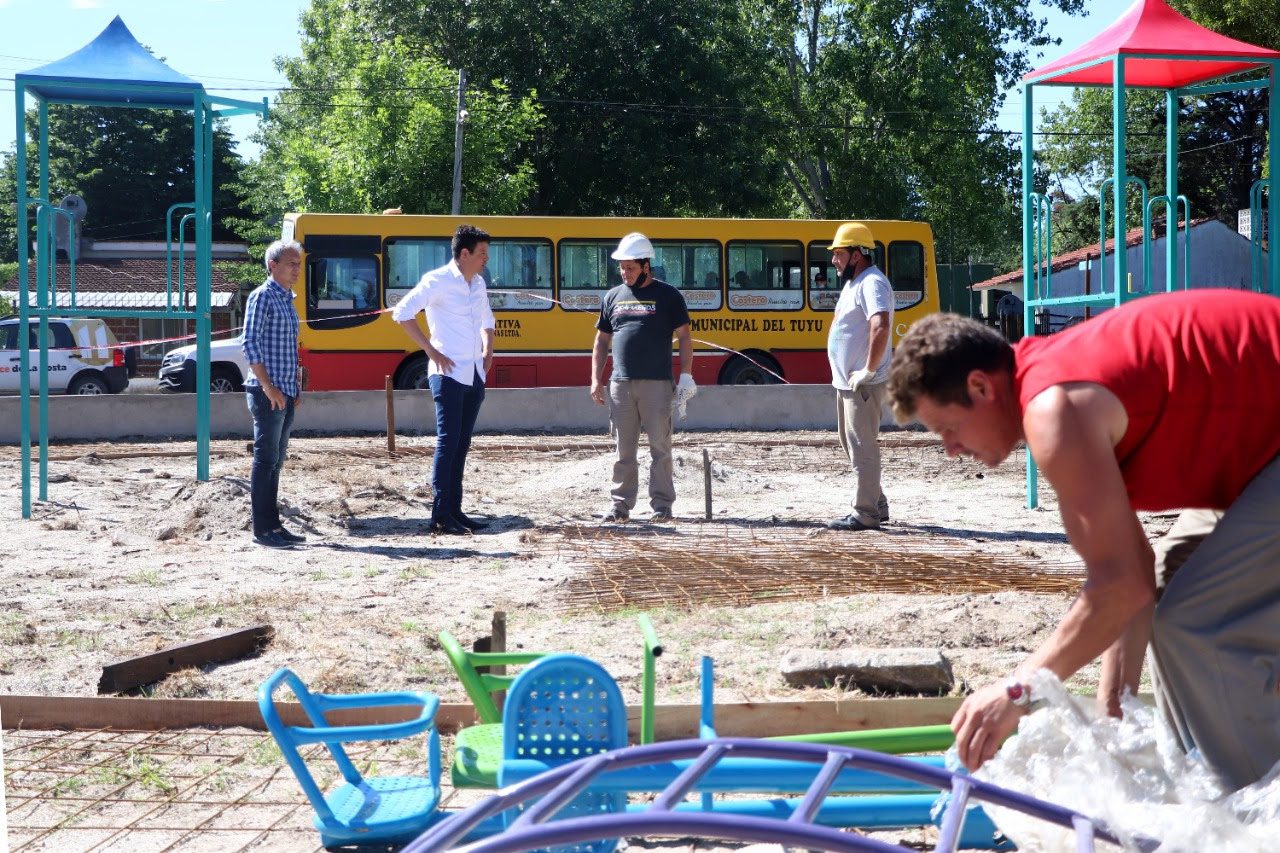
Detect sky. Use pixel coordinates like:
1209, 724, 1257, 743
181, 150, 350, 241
0, 0, 1116, 162
0, 0, 309, 160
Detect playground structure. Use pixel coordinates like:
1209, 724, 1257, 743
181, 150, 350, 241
1019, 0, 1280, 506
258, 640, 1133, 851
11, 17, 266, 518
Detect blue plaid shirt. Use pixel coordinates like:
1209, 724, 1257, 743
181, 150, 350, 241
242, 278, 300, 397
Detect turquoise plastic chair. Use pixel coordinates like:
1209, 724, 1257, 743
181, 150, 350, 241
442, 614, 662, 787
498, 654, 629, 853
258, 667, 444, 849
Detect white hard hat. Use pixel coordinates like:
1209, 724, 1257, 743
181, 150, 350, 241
611, 232, 655, 261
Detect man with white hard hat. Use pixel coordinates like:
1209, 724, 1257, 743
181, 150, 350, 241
590, 232, 694, 523
826, 221, 894, 531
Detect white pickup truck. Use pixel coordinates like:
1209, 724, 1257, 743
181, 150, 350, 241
157, 335, 249, 393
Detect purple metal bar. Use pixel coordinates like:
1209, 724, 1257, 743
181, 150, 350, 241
936, 775, 974, 850
508, 752, 612, 829
1073, 814, 1097, 853
407, 738, 1134, 853
790, 751, 848, 824
649, 741, 729, 811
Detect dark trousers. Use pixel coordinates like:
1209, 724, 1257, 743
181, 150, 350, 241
428, 370, 485, 524
246, 385, 296, 535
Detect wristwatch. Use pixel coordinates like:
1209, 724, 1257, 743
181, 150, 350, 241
1003, 677, 1034, 709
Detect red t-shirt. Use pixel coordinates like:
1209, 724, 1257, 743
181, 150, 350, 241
1013, 290, 1280, 511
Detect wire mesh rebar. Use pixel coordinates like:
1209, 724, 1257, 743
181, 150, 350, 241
0, 726, 494, 852
539, 522, 1083, 612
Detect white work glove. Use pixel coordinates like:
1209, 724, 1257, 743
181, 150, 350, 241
673, 373, 697, 420
849, 368, 873, 391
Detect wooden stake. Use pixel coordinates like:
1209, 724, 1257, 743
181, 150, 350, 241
491, 610, 507, 676
703, 448, 713, 520
492, 609, 508, 712
385, 375, 396, 454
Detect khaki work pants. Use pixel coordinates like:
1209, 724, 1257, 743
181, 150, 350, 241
608, 379, 675, 513
836, 383, 889, 526
1148, 454, 1280, 790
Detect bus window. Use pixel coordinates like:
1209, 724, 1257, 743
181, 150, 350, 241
805, 240, 887, 311
726, 240, 803, 310
485, 238, 553, 311
385, 237, 450, 308
306, 255, 380, 329
558, 240, 622, 312
652, 239, 722, 311
888, 241, 926, 310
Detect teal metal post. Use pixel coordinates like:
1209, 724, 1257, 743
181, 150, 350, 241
1270, 62, 1279, 295
15, 83, 31, 517
1165, 89, 1179, 291
1113, 57, 1129, 303
194, 95, 211, 481
36, 100, 51, 500
1022, 83, 1038, 510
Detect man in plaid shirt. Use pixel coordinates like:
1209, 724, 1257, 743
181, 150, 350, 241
242, 239, 305, 548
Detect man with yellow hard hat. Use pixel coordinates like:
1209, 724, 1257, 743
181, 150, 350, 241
826, 222, 894, 531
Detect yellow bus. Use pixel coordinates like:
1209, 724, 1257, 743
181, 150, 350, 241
282, 213, 940, 390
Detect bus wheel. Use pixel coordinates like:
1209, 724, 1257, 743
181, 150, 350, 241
720, 354, 781, 385
396, 358, 432, 391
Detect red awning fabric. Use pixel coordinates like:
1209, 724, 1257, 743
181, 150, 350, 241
1026, 0, 1280, 88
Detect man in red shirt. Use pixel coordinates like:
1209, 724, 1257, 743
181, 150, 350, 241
888, 289, 1280, 790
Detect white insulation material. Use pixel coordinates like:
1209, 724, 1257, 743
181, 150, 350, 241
972, 670, 1280, 851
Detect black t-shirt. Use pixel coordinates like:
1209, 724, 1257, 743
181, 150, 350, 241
595, 279, 691, 381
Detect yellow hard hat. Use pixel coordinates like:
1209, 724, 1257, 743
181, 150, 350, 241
827, 222, 875, 251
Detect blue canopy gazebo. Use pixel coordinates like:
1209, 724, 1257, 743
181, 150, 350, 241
13, 16, 267, 517
1019, 0, 1280, 507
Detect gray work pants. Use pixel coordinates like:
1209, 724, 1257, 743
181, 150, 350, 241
836, 384, 889, 526
608, 379, 675, 513
1148, 454, 1280, 790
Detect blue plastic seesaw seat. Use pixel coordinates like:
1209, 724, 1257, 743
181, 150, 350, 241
257, 667, 444, 849
499, 654, 630, 853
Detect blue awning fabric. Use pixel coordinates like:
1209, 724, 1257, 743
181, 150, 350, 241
16, 16, 204, 107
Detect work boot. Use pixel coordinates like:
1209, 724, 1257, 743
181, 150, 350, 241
826, 514, 878, 531
272, 526, 306, 544
601, 505, 630, 523
253, 530, 295, 549
649, 509, 674, 523
431, 517, 470, 535
454, 511, 489, 531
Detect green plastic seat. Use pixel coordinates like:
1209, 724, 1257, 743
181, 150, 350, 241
441, 614, 662, 787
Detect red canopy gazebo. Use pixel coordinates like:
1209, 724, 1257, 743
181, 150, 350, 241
1017, 0, 1280, 506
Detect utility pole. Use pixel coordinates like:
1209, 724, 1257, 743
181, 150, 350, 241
451, 68, 467, 215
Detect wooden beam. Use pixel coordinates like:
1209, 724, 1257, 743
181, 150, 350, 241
2, 694, 479, 733
97, 625, 275, 694
1, 694, 962, 737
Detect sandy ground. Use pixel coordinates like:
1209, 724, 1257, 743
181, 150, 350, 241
0, 426, 1175, 706
0, 423, 1189, 851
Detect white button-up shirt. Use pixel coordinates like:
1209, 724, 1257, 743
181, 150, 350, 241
391, 259, 496, 385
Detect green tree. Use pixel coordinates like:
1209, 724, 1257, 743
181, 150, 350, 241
742, 0, 1083, 262
359, 0, 788, 217
249, 0, 543, 217
0, 105, 249, 261
362, 0, 1086, 256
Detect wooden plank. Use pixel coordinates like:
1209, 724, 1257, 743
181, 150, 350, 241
97, 625, 275, 694
1, 695, 479, 733
1, 694, 963, 737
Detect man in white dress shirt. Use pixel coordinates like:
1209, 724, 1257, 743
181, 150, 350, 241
393, 224, 496, 535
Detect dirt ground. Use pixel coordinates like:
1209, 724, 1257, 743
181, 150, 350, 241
0, 426, 1175, 706
0, 424, 1189, 851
